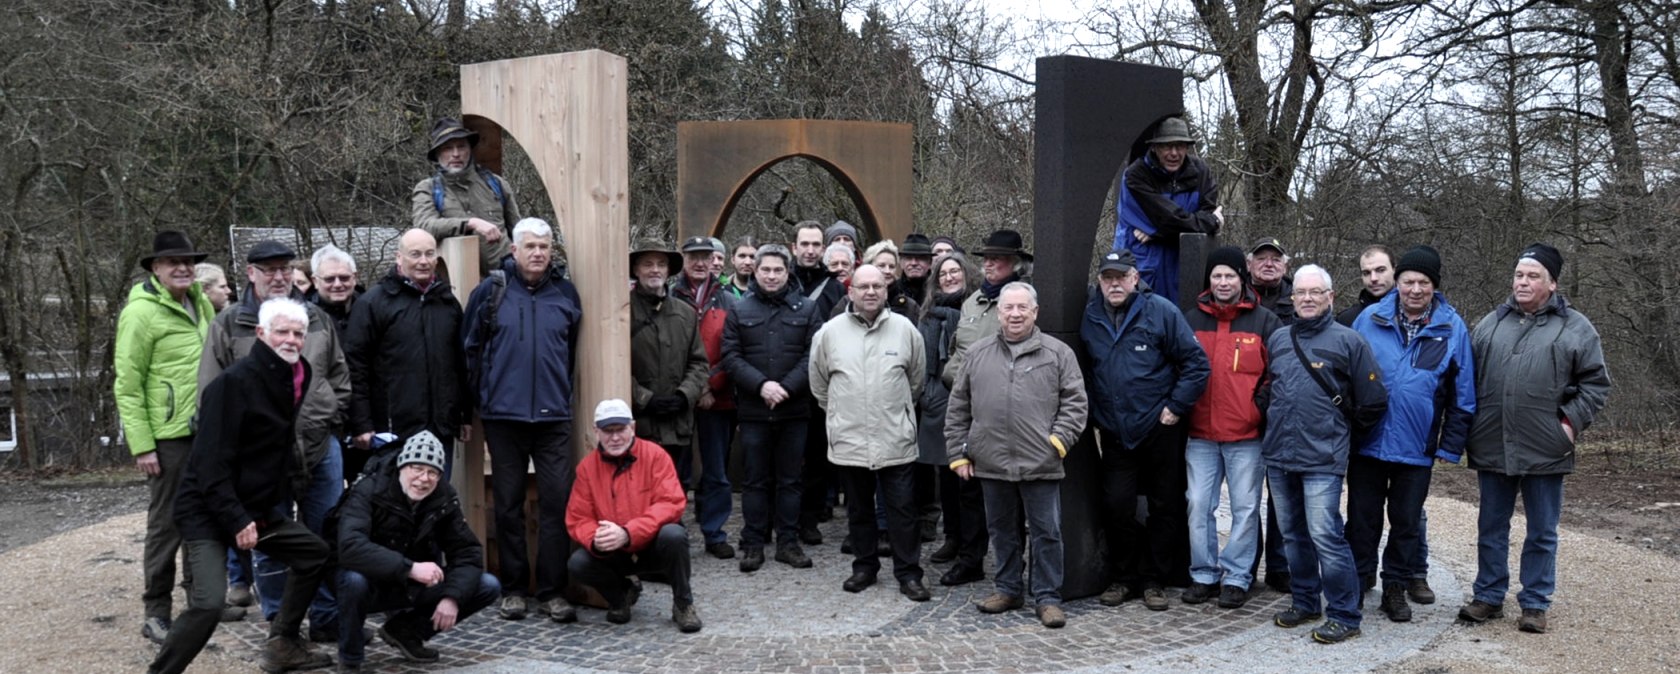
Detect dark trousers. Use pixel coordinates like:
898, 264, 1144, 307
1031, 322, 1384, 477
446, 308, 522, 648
142, 438, 193, 620
739, 420, 807, 549
149, 521, 328, 674
980, 478, 1064, 605
1346, 455, 1434, 585
694, 408, 737, 545
837, 463, 923, 583
799, 412, 833, 528
660, 443, 694, 490
335, 568, 501, 666
938, 464, 989, 571
483, 420, 574, 600
1100, 425, 1191, 586
912, 463, 941, 534
567, 523, 693, 606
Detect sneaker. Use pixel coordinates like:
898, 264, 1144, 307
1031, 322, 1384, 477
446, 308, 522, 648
1518, 608, 1548, 634
1036, 604, 1067, 629
1098, 583, 1139, 607
929, 539, 959, 564
705, 541, 736, 559
377, 623, 439, 663
606, 604, 633, 625
1143, 584, 1169, 611
1181, 582, 1216, 604
498, 595, 529, 621
1311, 619, 1362, 644
1380, 583, 1412, 622
976, 593, 1024, 614
739, 547, 765, 573
799, 523, 823, 546
1457, 600, 1504, 624
541, 597, 577, 624
141, 616, 170, 645
220, 605, 246, 622
1217, 585, 1248, 609
1408, 577, 1437, 604
1263, 571, 1291, 593
672, 603, 703, 633
1274, 606, 1324, 628
774, 545, 813, 569
258, 634, 334, 672
227, 582, 254, 607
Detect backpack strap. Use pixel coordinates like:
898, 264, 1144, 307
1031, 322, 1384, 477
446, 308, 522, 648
468, 270, 509, 393
432, 167, 510, 218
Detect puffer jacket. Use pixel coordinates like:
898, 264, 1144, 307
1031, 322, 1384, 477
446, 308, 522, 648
333, 461, 484, 603
462, 258, 582, 423
630, 289, 708, 445
1114, 152, 1221, 303
810, 309, 926, 470
1081, 286, 1209, 449
343, 269, 468, 438
1352, 291, 1476, 466
1467, 293, 1612, 475
916, 298, 964, 465
945, 328, 1089, 481
1185, 287, 1282, 442
113, 276, 215, 455
1261, 313, 1389, 475
567, 437, 687, 555
410, 165, 518, 277
721, 282, 821, 422
671, 274, 737, 411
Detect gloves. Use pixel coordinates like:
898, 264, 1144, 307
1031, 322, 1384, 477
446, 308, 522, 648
645, 393, 688, 417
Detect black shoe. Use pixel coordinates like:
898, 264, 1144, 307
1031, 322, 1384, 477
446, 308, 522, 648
1518, 608, 1548, 633
800, 524, 823, 546
929, 539, 959, 564
1274, 606, 1324, 628
840, 537, 854, 555
1458, 600, 1504, 623
141, 616, 171, 646
940, 565, 984, 587
739, 547, 765, 573
775, 545, 813, 569
1098, 583, 1141, 607
705, 541, 736, 559
1217, 585, 1249, 609
377, 623, 439, 663
1181, 582, 1216, 605
606, 604, 633, 625
1407, 577, 1436, 605
843, 571, 877, 593
920, 521, 938, 542
1311, 619, 1362, 644
1380, 583, 1413, 622
1360, 573, 1376, 592
1264, 571, 1292, 593
900, 579, 932, 602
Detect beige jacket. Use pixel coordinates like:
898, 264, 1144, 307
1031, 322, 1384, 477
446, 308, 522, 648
941, 290, 1002, 387
945, 327, 1088, 482
810, 308, 926, 470
410, 166, 519, 277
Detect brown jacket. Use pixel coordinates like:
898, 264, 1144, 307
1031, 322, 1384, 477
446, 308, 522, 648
410, 166, 518, 276
944, 327, 1088, 481
631, 290, 709, 446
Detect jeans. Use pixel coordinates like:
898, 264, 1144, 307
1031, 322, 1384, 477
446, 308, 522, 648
1346, 455, 1433, 585
837, 463, 923, 583
938, 465, 989, 572
1185, 438, 1264, 589
1100, 425, 1190, 586
253, 437, 344, 628
335, 568, 501, 667
142, 438, 193, 620
739, 420, 806, 549
1473, 471, 1564, 610
226, 549, 252, 587
483, 420, 574, 601
567, 523, 693, 607
694, 408, 737, 545
1269, 468, 1361, 628
980, 478, 1063, 606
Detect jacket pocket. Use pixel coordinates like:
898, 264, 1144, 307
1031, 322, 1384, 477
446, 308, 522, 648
1234, 336, 1264, 375
163, 383, 177, 423
1413, 336, 1448, 371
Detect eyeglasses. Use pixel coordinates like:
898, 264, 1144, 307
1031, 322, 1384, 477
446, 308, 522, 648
938, 268, 964, 278
1291, 288, 1331, 299
316, 274, 354, 285
403, 250, 439, 261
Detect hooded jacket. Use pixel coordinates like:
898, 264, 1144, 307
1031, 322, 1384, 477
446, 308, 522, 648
462, 257, 583, 423
630, 288, 709, 445
410, 165, 518, 277
1114, 152, 1221, 303
1261, 312, 1389, 475
721, 281, 821, 422
945, 327, 1089, 482
567, 437, 687, 555
1352, 291, 1476, 466
333, 461, 484, 602
344, 269, 468, 438
810, 307, 926, 470
1080, 285, 1210, 448
114, 276, 215, 455
1184, 287, 1283, 442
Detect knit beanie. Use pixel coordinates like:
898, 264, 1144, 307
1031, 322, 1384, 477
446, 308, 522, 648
1518, 243, 1563, 281
1395, 245, 1443, 287
825, 220, 860, 246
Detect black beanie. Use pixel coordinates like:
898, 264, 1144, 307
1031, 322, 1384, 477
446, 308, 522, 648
1518, 243, 1563, 281
1395, 245, 1443, 287
1205, 245, 1248, 288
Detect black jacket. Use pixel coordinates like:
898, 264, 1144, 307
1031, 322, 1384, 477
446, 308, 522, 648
343, 270, 468, 439
333, 462, 484, 602
175, 340, 309, 543
722, 282, 821, 422
1254, 278, 1297, 325
792, 264, 845, 320
1335, 288, 1385, 327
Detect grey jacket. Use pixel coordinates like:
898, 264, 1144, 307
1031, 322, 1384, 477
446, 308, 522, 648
1467, 294, 1611, 475
941, 290, 1003, 387
1261, 312, 1388, 475
945, 327, 1089, 482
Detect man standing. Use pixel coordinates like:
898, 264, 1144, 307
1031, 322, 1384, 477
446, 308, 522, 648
150, 299, 333, 674
461, 218, 582, 623
1113, 117, 1223, 304
1083, 249, 1210, 611
1336, 245, 1395, 327
946, 282, 1088, 629
942, 229, 1032, 387
791, 221, 846, 318
410, 117, 521, 276
898, 233, 935, 303
722, 236, 758, 298
628, 240, 708, 485
1459, 244, 1610, 634
116, 231, 215, 645
567, 400, 702, 632
790, 221, 845, 544
810, 265, 930, 602
671, 236, 740, 559
1349, 245, 1475, 623
723, 244, 822, 572
1262, 265, 1388, 645
1183, 245, 1282, 610
200, 240, 351, 637
333, 431, 501, 670
1248, 237, 1296, 325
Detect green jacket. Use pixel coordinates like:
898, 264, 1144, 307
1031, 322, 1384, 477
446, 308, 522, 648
630, 290, 708, 446
410, 166, 519, 277
113, 276, 215, 455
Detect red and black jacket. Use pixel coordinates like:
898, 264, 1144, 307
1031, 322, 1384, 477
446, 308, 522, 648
1184, 287, 1283, 442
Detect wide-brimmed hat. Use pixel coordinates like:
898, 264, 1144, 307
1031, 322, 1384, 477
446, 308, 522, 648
139, 230, 209, 271
427, 117, 479, 162
628, 240, 684, 277
1147, 117, 1196, 145
972, 229, 1032, 262
900, 233, 934, 257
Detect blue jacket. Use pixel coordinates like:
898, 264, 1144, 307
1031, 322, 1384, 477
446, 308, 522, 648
1262, 313, 1389, 475
462, 257, 583, 423
1080, 287, 1210, 449
1352, 292, 1476, 466
1114, 153, 1221, 304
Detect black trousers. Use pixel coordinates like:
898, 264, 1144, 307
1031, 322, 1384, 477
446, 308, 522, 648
799, 411, 833, 528
739, 420, 806, 549
567, 523, 693, 607
836, 463, 924, 583
1100, 424, 1192, 587
1346, 454, 1434, 585
483, 420, 574, 601
938, 464, 989, 571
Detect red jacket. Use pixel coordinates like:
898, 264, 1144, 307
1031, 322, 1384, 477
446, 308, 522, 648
566, 437, 687, 555
1185, 288, 1282, 442
672, 275, 736, 410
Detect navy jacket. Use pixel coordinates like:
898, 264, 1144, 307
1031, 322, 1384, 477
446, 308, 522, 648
1352, 292, 1476, 466
1114, 153, 1221, 304
462, 257, 583, 423
1262, 313, 1389, 475
1081, 287, 1210, 449
722, 282, 821, 422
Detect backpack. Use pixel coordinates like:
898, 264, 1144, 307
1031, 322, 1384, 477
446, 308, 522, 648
431, 167, 508, 216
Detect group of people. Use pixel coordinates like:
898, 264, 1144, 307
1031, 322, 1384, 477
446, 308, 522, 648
112, 115, 1611, 672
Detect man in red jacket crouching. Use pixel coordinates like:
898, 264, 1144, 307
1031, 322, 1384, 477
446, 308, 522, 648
567, 399, 702, 632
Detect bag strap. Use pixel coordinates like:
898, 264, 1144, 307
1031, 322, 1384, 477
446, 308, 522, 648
1290, 325, 1343, 408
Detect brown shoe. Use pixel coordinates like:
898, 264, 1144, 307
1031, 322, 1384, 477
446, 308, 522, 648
1518, 608, 1548, 633
1098, 583, 1138, 607
1036, 604, 1066, 629
1143, 584, 1170, 611
976, 593, 1024, 614
258, 635, 334, 673
1407, 577, 1436, 604
1457, 600, 1504, 624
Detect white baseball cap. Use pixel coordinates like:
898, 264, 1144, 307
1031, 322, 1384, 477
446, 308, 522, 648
593, 399, 634, 429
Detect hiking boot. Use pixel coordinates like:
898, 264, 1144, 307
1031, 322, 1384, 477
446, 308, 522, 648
940, 565, 984, 586
1036, 604, 1067, 629
1408, 577, 1436, 604
606, 603, 633, 625
899, 579, 932, 602
929, 538, 959, 564
1380, 583, 1412, 622
1098, 583, 1140, 607
227, 582, 254, 607
498, 595, 529, 620
843, 571, 877, 593
705, 541, 736, 559
976, 593, 1025, 614
672, 602, 703, 633
377, 622, 439, 663
1457, 600, 1504, 624
739, 547, 765, 573
799, 523, 823, 546
1263, 571, 1291, 593
541, 597, 577, 624
1274, 606, 1324, 628
258, 634, 334, 672
1143, 584, 1170, 611
141, 616, 170, 645
1217, 585, 1249, 609
1181, 582, 1216, 605
1518, 608, 1548, 634
774, 545, 813, 569
220, 605, 246, 622
1311, 619, 1362, 644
